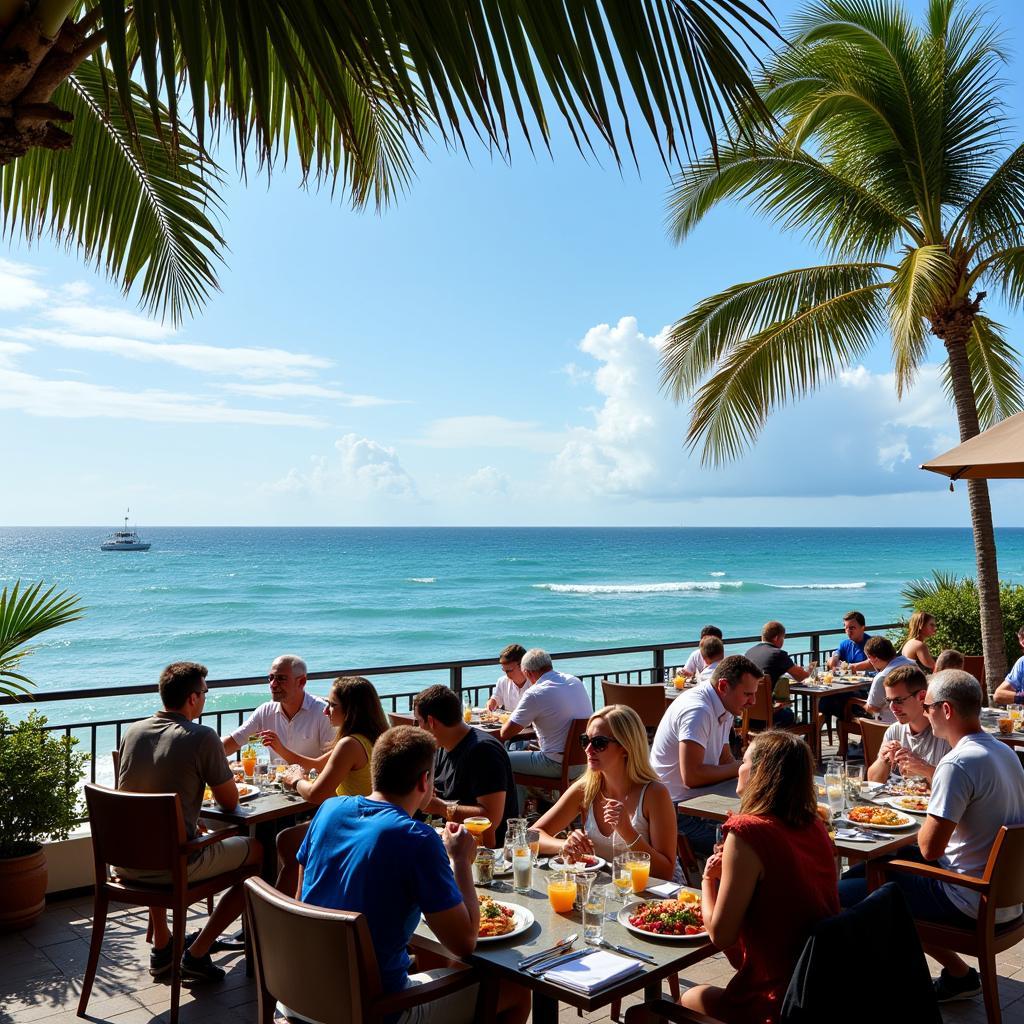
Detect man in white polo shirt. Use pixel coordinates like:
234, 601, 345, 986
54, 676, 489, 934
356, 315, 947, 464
650, 654, 761, 855
222, 654, 334, 762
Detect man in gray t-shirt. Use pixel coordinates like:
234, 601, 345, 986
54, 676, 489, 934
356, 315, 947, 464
866, 665, 949, 783
117, 662, 260, 984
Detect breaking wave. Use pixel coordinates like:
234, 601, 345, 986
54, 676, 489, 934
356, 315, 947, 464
533, 581, 744, 595
407, 577, 437, 584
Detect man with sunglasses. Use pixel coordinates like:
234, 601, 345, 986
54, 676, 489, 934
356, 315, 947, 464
866, 665, 949, 783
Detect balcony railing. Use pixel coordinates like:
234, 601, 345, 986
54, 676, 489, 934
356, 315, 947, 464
1, 622, 898, 785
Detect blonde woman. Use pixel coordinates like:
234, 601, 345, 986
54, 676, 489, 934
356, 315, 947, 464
278, 676, 389, 802
901, 612, 937, 671
534, 705, 679, 881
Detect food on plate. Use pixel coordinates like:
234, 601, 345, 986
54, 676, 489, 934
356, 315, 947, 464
478, 897, 517, 937
886, 777, 930, 796
848, 805, 911, 827
895, 796, 929, 813
627, 898, 705, 936
554, 854, 600, 869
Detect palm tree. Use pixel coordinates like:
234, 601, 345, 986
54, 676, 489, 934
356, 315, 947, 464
660, 0, 1024, 693
0, 581, 83, 698
0, 0, 777, 325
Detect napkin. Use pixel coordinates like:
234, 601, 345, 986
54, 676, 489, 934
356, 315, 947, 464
543, 950, 643, 993
646, 881, 682, 898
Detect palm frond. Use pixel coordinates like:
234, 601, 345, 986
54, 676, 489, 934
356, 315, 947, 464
667, 269, 889, 464
888, 243, 956, 395
940, 314, 1024, 428
661, 262, 889, 397
954, 143, 1024, 254
100, 0, 779, 172
978, 247, 1024, 310
0, 581, 84, 697
0, 55, 225, 325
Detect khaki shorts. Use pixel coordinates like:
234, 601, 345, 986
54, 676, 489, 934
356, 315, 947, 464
116, 835, 252, 884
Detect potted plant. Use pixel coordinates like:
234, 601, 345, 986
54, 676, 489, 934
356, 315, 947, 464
0, 710, 88, 928
0, 580, 86, 929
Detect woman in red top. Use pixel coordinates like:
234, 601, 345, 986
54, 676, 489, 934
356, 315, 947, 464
680, 730, 839, 1024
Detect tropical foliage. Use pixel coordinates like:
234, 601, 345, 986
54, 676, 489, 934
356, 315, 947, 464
0, 0, 777, 323
0, 581, 83, 698
660, 0, 1024, 688
899, 572, 1024, 672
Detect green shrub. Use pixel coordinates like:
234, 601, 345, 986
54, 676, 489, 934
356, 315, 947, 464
893, 572, 1024, 670
0, 710, 88, 858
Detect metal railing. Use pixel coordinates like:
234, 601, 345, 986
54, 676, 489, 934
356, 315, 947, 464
1, 623, 898, 785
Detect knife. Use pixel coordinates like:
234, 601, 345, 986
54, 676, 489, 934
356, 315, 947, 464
526, 947, 594, 976
518, 934, 577, 969
601, 942, 657, 964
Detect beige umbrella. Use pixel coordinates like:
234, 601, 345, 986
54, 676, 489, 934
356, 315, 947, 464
921, 411, 1024, 484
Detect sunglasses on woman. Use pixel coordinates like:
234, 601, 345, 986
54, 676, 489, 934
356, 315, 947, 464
579, 734, 620, 752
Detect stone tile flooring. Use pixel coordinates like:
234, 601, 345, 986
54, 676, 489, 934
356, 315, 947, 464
3, 896, 1024, 1024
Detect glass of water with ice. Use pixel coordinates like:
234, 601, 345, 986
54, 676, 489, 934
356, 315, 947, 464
584, 884, 608, 943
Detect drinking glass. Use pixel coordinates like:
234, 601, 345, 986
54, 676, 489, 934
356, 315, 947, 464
527, 828, 541, 866
825, 765, 845, 820
444, 798, 459, 822
503, 819, 527, 866
572, 865, 595, 910
584, 884, 608, 943
462, 693, 473, 723
846, 763, 865, 801
512, 838, 532, 893
463, 816, 491, 846
612, 855, 632, 902
624, 851, 651, 894
547, 870, 577, 914
253, 762, 270, 791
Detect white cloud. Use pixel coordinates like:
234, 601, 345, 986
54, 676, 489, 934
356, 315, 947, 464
466, 466, 510, 498
218, 381, 405, 406
272, 433, 418, 499
0, 341, 31, 367
43, 303, 175, 340
877, 438, 911, 471
0, 367, 325, 427
4, 327, 332, 380
416, 415, 564, 453
0, 260, 47, 311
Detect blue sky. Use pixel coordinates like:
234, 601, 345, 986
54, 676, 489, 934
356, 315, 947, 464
3, 0, 1024, 528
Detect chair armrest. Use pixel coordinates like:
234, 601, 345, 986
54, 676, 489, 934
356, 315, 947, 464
372, 966, 476, 1015
884, 858, 989, 893
182, 825, 244, 856
624, 998, 724, 1024
843, 698, 868, 719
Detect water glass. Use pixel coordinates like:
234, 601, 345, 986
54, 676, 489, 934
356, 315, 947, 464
512, 843, 532, 894
824, 765, 845, 820
253, 762, 270, 791
527, 828, 541, 866
584, 884, 609, 943
612, 855, 632, 902
572, 866, 595, 911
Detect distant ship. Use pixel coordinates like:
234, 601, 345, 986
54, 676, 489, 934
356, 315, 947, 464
100, 512, 151, 552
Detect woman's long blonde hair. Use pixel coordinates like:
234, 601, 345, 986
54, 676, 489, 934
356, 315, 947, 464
579, 705, 659, 812
906, 611, 935, 642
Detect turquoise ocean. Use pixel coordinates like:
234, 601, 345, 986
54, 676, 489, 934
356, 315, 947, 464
4, 527, 1024, 730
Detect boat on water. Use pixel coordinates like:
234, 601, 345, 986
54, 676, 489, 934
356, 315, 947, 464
100, 512, 151, 552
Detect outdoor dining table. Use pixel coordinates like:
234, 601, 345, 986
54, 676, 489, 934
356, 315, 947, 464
677, 775, 922, 871
389, 709, 538, 745
412, 873, 715, 1024
200, 786, 313, 834
788, 677, 869, 761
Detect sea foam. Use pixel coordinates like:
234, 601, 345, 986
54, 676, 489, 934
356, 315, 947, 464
533, 581, 744, 594
408, 577, 437, 584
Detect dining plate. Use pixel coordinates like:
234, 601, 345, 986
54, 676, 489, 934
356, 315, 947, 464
617, 897, 708, 942
843, 806, 916, 830
549, 855, 606, 873
886, 795, 930, 815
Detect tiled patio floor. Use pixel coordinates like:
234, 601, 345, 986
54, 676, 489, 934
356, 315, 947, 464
3, 896, 1024, 1024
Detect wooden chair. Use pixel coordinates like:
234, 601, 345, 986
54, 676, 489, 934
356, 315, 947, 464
601, 681, 666, 738
963, 655, 986, 688
859, 718, 889, 768
884, 824, 1024, 1024
243, 876, 478, 1024
79, 784, 258, 1024
512, 717, 590, 803
388, 711, 415, 728
838, 697, 869, 758
739, 676, 818, 750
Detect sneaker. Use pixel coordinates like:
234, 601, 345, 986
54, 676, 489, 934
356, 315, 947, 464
182, 946, 226, 983
934, 967, 981, 1002
149, 930, 199, 977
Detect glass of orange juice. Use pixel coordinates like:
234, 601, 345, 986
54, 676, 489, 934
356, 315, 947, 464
463, 816, 491, 845
240, 743, 258, 780
612, 854, 633, 902
462, 695, 473, 723
625, 852, 650, 894
547, 871, 577, 914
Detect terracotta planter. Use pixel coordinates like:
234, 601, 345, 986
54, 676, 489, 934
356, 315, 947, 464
0, 845, 48, 931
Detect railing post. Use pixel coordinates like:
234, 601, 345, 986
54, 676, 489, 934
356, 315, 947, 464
810, 633, 821, 665
653, 648, 665, 685
450, 665, 463, 696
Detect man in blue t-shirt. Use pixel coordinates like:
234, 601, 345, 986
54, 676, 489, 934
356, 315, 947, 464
827, 610, 873, 670
296, 726, 529, 1024
993, 625, 1024, 705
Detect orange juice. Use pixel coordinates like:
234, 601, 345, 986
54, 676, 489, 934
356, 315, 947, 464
464, 816, 491, 845
547, 879, 577, 913
613, 874, 632, 896
626, 859, 650, 893
673, 674, 686, 689
241, 748, 257, 778
463, 705, 473, 723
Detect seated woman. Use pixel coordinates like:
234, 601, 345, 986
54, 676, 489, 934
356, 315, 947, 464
273, 675, 389, 801
901, 611, 937, 671
533, 704, 679, 881
683, 730, 838, 1024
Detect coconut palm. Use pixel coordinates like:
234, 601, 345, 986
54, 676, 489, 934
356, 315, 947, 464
0, 0, 777, 325
661, 0, 1024, 692
0, 581, 83, 698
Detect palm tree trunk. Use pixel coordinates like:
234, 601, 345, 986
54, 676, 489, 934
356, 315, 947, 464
941, 317, 1008, 696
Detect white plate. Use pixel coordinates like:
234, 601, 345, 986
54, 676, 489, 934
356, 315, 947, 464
886, 796, 930, 816
617, 897, 708, 942
478, 901, 534, 943
549, 855, 606, 873
843, 807, 916, 830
